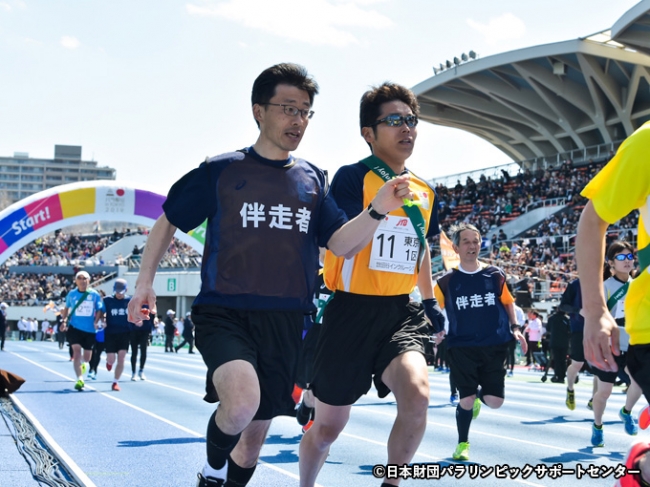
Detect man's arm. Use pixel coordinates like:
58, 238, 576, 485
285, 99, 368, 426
505, 302, 527, 354
59, 308, 69, 332
327, 174, 412, 259
576, 200, 619, 372
127, 214, 178, 324
417, 250, 434, 300
94, 309, 104, 329
417, 251, 445, 334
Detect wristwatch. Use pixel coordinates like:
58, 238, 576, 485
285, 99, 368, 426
367, 202, 386, 221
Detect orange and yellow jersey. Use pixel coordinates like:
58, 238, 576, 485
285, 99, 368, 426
581, 121, 650, 345
324, 162, 439, 296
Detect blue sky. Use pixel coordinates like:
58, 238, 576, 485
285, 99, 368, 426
0, 0, 640, 194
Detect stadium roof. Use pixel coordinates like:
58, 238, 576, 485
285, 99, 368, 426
412, 1, 650, 164
612, 0, 650, 56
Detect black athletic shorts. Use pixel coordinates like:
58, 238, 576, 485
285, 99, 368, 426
590, 352, 626, 383
192, 304, 303, 421
311, 292, 429, 406
66, 326, 96, 351
296, 322, 321, 389
447, 343, 509, 400
626, 344, 650, 403
569, 332, 585, 362
104, 332, 131, 354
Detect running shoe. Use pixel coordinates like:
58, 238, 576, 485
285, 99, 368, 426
111, 382, 120, 392
472, 398, 481, 419
591, 424, 604, 447
586, 398, 593, 411
450, 394, 460, 406
566, 389, 575, 410
131, 373, 137, 381
88, 370, 96, 380
106, 361, 113, 372
639, 405, 650, 430
302, 419, 314, 434
296, 402, 313, 426
615, 442, 650, 487
81, 362, 87, 375
74, 379, 84, 391
452, 441, 470, 461
138, 370, 146, 381
507, 370, 513, 377
620, 407, 639, 436
196, 473, 225, 487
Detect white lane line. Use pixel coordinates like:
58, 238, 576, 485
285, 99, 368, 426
10, 394, 98, 487
143, 364, 206, 379
11, 352, 316, 485
354, 406, 600, 455
365, 397, 634, 439
144, 379, 204, 397
305, 422, 547, 487
143, 355, 207, 370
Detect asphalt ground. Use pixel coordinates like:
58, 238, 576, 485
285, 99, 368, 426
0, 340, 646, 487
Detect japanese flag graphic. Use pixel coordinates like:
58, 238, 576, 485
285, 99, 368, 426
417, 191, 430, 210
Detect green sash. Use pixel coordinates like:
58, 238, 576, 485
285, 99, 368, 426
606, 244, 650, 311
606, 282, 629, 312
68, 291, 89, 327
360, 155, 427, 270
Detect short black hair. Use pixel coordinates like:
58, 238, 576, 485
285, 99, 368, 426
251, 63, 319, 127
449, 223, 481, 246
359, 82, 419, 130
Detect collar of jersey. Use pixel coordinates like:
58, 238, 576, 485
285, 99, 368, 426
247, 146, 295, 169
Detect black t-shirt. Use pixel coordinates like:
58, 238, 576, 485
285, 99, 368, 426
163, 148, 347, 312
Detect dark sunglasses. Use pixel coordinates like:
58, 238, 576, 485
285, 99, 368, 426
371, 114, 418, 128
613, 253, 634, 261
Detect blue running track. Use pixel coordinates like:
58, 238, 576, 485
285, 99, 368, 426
1, 341, 643, 486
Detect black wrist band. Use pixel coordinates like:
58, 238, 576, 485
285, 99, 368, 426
367, 202, 386, 220
510, 324, 521, 333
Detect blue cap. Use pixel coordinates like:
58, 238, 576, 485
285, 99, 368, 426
113, 279, 127, 294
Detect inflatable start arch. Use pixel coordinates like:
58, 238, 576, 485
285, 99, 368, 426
0, 181, 206, 265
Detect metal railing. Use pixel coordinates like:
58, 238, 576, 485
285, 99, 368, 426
524, 197, 567, 213
427, 140, 622, 188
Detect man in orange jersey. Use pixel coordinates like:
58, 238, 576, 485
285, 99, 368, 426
299, 83, 444, 487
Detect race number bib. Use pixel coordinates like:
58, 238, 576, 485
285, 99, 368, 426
369, 215, 420, 274
74, 298, 95, 317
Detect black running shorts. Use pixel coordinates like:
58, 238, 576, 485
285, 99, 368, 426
192, 305, 303, 421
311, 292, 429, 406
447, 343, 509, 399
626, 344, 650, 403
296, 322, 321, 389
104, 332, 131, 354
569, 332, 585, 362
66, 326, 96, 351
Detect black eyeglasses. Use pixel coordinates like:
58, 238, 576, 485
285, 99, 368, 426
261, 103, 314, 119
614, 253, 634, 261
370, 114, 418, 128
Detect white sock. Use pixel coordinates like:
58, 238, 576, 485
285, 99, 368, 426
202, 459, 228, 480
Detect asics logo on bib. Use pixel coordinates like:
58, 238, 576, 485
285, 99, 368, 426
396, 219, 408, 227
